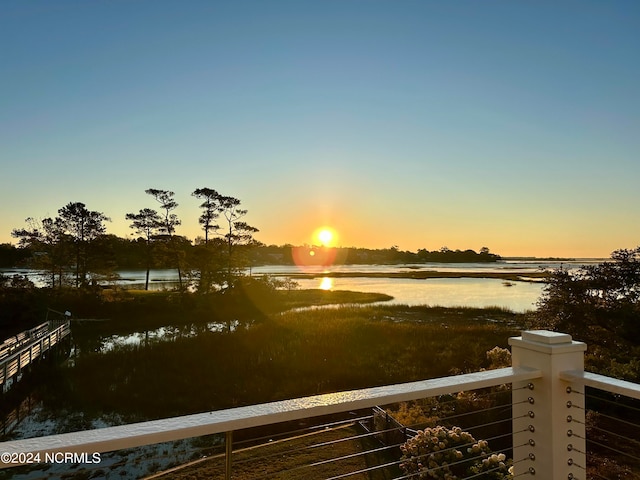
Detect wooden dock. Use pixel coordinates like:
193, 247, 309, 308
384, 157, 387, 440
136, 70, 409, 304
0, 320, 71, 391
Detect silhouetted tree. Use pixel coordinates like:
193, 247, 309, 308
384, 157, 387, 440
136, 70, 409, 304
536, 247, 640, 345
145, 188, 185, 289
192, 188, 220, 244
189, 237, 228, 293
57, 202, 111, 287
126, 208, 162, 290
12, 217, 71, 287
217, 195, 259, 287
190, 188, 224, 293
12, 205, 109, 289
145, 189, 180, 236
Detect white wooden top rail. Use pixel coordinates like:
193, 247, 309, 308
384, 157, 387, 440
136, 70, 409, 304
560, 370, 640, 400
0, 366, 541, 466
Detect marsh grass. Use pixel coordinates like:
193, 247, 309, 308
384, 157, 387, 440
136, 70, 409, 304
42, 304, 523, 421
267, 289, 393, 310
68, 288, 391, 338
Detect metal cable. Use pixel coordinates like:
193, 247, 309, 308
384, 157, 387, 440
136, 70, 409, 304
392, 445, 513, 480
232, 423, 404, 468
13, 387, 523, 479
464, 463, 512, 479
324, 458, 403, 480
234, 431, 398, 472
250, 417, 514, 477
586, 391, 640, 415
245, 443, 402, 480
388, 387, 513, 416
588, 424, 640, 449
403, 385, 515, 408
113, 397, 511, 478
231, 414, 373, 449
407, 402, 512, 427
240, 417, 516, 479
587, 409, 640, 431
248, 437, 403, 480
325, 432, 516, 480
234, 398, 513, 469
587, 438, 640, 463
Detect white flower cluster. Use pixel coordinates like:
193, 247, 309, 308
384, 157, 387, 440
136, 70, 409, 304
486, 346, 512, 369
400, 425, 512, 479
469, 451, 510, 477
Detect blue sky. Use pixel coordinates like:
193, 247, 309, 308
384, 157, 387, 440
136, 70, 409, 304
1, 0, 639, 257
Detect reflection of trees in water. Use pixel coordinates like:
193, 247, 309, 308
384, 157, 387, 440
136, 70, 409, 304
77, 321, 239, 354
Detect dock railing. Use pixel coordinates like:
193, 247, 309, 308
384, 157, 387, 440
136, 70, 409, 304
1, 329, 640, 479
0, 320, 71, 390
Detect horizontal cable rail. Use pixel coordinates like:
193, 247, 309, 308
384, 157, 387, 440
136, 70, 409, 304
8, 330, 640, 479
1, 366, 540, 469
564, 375, 640, 479
148, 383, 516, 480
4, 387, 517, 480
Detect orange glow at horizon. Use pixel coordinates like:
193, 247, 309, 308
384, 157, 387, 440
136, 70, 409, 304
290, 226, 345, 268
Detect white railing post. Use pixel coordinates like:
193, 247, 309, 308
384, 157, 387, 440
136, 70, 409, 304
510, 330, 587, 479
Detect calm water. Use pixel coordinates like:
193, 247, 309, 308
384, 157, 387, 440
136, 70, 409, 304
1, 259, 603, 313
249, 260, 601, 312
292, 276, 543, 312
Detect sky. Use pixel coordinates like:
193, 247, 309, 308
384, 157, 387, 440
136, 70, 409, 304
1, 0, 639, 258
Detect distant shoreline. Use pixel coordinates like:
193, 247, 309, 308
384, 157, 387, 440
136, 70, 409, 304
503, 256, 575, 261
285, 270, 549, 282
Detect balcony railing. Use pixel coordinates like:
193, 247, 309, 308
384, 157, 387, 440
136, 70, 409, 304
1, 330, 640, 479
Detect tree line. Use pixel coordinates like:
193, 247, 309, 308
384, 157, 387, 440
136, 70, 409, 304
1, 186, 502, 292
7, 188, 259, 293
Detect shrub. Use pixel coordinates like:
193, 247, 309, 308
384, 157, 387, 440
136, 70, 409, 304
400, 425, 512, 479
486, 346, 511, 369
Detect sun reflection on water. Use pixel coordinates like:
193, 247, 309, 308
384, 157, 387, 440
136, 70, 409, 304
319, 277, 333, 290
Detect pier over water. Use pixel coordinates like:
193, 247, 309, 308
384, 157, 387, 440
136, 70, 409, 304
0, 314, 71, 393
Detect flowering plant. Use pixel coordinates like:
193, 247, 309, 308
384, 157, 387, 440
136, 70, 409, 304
399, 425, 512, 479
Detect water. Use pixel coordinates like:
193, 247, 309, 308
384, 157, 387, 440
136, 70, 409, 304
250, 258, 601, 275
96, 320, 240, 352
88, 272, 543, 353
247, 260, 596, 312
2, 259, 602, 313
112, 265, 546, 312
293, 276, 544, 312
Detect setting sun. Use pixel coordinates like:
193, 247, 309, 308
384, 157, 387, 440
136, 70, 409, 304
315, 227, 337, 247
318, 229, 333, 245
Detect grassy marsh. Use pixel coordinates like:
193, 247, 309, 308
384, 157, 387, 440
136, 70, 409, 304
41, 302, 524, 422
